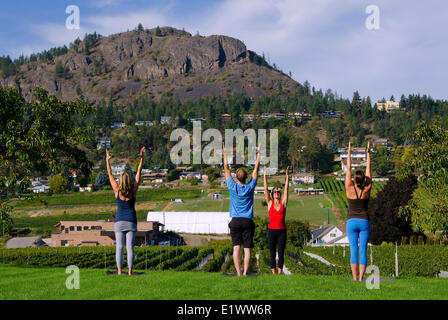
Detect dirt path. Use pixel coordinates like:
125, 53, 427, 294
180, 233, 230, 246
323, 194, 346, 231
161, 202, 174, 211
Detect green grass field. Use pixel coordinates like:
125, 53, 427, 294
1, 265, 448, 300
167, 196, 336, 226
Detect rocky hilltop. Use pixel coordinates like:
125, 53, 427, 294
1, 27, 301, 103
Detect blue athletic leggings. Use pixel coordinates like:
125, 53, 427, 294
346, 218, 370, 265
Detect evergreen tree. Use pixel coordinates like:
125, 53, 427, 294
155, 26, 162, 36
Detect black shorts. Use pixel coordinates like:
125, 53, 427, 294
228, 218, 255, 248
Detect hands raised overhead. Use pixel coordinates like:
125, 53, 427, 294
139, 146, 146, 158
106, 148, 113, 161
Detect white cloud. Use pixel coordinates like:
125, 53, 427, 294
186, 0, 448, 101
30, 23, 88, 47
24, 8, 166, 53
92, 0, 123, 8
84, 9, 166, 35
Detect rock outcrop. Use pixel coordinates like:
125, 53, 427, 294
0, 27, 301, 103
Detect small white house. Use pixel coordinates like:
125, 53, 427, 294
292, 173, 315, 185
111, 163, 127, 176
111, 122, 126, 129
96, 137, 111, 150
310, 225, 349, 246
29, 184, 50, 193
135, 121, 153, 127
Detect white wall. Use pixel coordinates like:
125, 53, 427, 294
320, 227, 343, 243
147, 212, 231, 234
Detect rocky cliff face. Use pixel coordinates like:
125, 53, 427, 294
1, 27, 301, 103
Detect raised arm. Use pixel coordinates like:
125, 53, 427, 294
263, 166, 272, 206
345, 141, 353, 192
106, 149, 119, 194
365, 142, 371, 179
252, 146, 261, 181
223, 144, 231, 180
282, 166, 289, 207
134, 147, 146, 190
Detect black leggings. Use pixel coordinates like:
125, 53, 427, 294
268, 228, 287, 269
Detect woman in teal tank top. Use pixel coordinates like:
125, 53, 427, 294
106, 146, 145, 275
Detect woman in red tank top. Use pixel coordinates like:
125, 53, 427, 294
263, 166, 289, 274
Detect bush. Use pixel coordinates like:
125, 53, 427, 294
286, 220, 311, 248
369, 176, 420, 244
49, 174, 68, 193
401, 236, 407, 245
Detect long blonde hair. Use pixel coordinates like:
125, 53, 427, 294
118, 172, 135, 199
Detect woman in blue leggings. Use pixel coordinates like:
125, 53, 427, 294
345, 141, 372, 281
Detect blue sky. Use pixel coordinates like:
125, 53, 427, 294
1, 0, 447, 103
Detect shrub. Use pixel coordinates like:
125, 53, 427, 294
401, 236, 407, 245
49, 174, 68, 193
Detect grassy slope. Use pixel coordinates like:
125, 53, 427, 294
168, 196, 336, 226
1, 265, 448, 300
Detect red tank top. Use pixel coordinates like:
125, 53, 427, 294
268, 202, 286, 229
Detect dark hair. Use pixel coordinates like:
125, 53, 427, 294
354, 170, 366, 189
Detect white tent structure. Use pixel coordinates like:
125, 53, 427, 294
147, 212, 231, 234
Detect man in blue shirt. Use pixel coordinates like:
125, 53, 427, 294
223, 144, 260, 276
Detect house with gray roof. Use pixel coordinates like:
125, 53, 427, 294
310, 224, 348, 246
6, 236, 48, 249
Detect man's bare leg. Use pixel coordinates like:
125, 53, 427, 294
243, 248, 251, 276
233, 245, 242, 276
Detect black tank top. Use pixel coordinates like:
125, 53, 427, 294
347, 186, 369, 220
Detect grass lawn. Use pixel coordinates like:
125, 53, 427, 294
1, 265, 448, 300
168, 196, 336, 226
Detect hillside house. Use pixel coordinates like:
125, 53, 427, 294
142, 173, 166, 183
310, 225, 348, 246
339, 147, 367, 172
294, 188, 324, 196
376, 101, 400, 112
6, 236, 48, 249
111, 122, 126, 129
96, 137, 111, 150
135, 121, 153, 126
292, 173, 315, 185
110, 163, 127, 176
